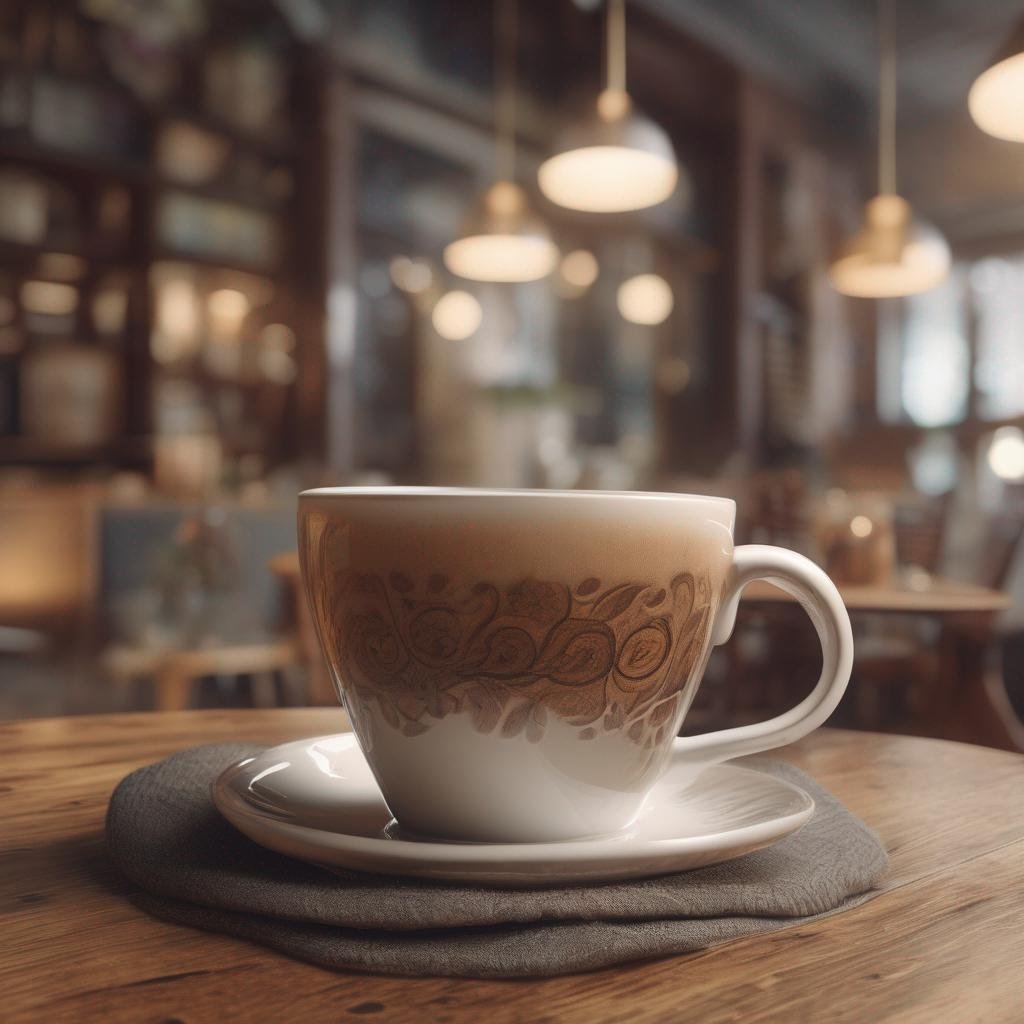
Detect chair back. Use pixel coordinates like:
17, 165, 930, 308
893, 495, 950, 574
977, 509, 1024, 591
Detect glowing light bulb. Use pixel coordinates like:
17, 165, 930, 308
207, 289, 250, 336
988, 426, 1024, 481
389, 256, 434, 294
850, 515, 874, 539
617, 274, 673, 325
559, 250, 599, 290
431, 291, 482, 341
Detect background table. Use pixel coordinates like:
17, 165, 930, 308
743, 576, 1023, 752
4, 709, 1024, 1023
103, 639, 301, 711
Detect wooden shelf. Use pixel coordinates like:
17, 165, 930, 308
0, 237, 137, 270
0, 436, 151, 466
0, 237, 280, 277
152, 247, 282, 277
154, 176, 288, 213
0, 8, 326, 474
155, 363, 278, 391
0, 143, 289, 215
150, 104, 296, 163
0, 57, 142, 111
0, 58, 296, 162
0, 136, 151, 186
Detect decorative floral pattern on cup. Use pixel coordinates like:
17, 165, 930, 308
300, 513, 715, 747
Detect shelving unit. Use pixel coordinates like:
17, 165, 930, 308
0, 1, 327, 478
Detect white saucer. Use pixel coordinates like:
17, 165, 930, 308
212, 734, 814, 886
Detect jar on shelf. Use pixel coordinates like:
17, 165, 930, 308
19, 341, 121, 447
815, 490, 896, 586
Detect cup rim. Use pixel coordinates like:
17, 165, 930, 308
299, 486, 736, 510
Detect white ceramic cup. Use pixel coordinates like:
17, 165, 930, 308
298, 487, 853, 843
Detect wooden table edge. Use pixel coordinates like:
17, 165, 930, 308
5, 710, 1024, 1024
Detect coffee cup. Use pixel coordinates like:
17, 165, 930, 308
299, 487, 852, 843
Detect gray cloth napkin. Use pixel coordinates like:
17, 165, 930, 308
106, 743, 888, 978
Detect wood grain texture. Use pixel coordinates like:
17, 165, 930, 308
3, 710, 1024, 1024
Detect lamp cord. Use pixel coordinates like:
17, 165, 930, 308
606, 0, 626, 95
496, 0, 517, 183
878, 0, 897, 195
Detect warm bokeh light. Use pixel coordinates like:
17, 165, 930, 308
20, 280, 78, 316
968, 52, 1024, 142
539, 87, 679, 213
829, 241, 951, 298
389, 256, 434, 294
156, 277, 199, 339
559, 249, 599, 290
0, 500, 93, 620
829, 195, 950, 298
431, 290, 482, 340
539, 146, 677, 213
444, 181, 558, 283
154, 434, 223, 499
444, 235, 557, 283
207, 289, 251, 335
850, 515, 875, 538
988, 426, 1024, 481
617, 273, 674, 325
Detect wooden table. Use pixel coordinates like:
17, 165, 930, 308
743, 577, 1024, 753
744, 576, 1010, 615
5, 709, 1024, 1024
103, 640, 300, 711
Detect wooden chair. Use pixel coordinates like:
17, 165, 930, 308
977, 505, 1024, 731
742, 469, 813, 552
977, 508, 1024, 591
855, 502, 1024, 736
893, 494, 950, 577
845, 495, 950, 731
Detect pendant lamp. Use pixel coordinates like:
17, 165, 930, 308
537, 0, 680, 213
443, 0, 557, 283
968, 17, 1024, 142
829, 0, 950, 298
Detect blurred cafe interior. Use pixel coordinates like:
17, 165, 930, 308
3, 0, 1024, 752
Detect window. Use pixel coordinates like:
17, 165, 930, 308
971, 257, 1024, 420
882, 255, 1024, 427
899, 268, 969, 428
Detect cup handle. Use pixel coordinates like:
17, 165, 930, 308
673, 544, 854, 765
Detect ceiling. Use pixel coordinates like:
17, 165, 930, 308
286, 0, 1024, 240
643, 0, 1020, 130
